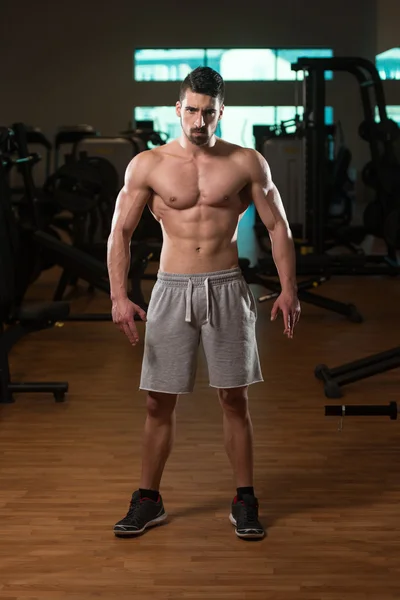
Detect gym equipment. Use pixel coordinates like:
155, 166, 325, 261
7, 126, 52, 194
61, 135, 163, 245
318, 346, 399, 428
257, 57, 400, 272
0, 304, 70, 403
44, 155, 159, 307
258, 252, 400, 277
325, 402, 397, 431
256, 121, 355, 240
37, 229, 155, 319
258, 275, 328, 302
73, 135, 144, 188
256, 118, 354, 243
239, 258, 363, 323
325, 402, 397, 419
0, 126, 70, 403
121, 121, 168, 149
290, 56, 400, 259
261, 136, 305, 232
54, 124, 99, 170
4, 125, 64, 284
8, 123, 156, 317
45, 131, 162, 305
45, 154, 113, 213
44, 151, 120, 249
315, 346, 400, 398
255, 56, 400, 321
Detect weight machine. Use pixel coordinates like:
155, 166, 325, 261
7, 122, 158, 319
287, 59, 400, 422
256, 56, 400, 278
252, 58, 400, 423
291, 58, 400, 424
0, 126, 70, 403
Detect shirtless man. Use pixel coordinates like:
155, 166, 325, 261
107, 66, 300, 540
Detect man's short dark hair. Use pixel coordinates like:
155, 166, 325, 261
180, 66, 225, 103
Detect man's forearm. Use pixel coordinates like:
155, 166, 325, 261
107, 231, 131, 301
269, 221, 298, 293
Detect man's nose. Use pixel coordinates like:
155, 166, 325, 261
195, 112, 205, 128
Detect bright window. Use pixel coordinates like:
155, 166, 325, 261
134, 106, 181, 141
275, 48, 333, 80
134, 49, 205, 82
386, 106, 400, 124
220, 107, 276, 146
134, 105, 334, 148
376, 48, 400, 80
134, 48, 334, 81
375, 106, 400, 125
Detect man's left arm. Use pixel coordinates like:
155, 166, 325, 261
245, 150, 301, 337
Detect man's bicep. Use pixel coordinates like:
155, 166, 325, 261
249, 152, 288, 232
111, 153, 153, 236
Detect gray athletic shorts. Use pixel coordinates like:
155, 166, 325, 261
139, 266, 264, 394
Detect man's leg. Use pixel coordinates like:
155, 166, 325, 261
115, 271, 199, 538
218, 385, 265, 540
113, 391, 177, 537
200, 273, 264, 538
218, 385, 253, 488
140, 391, 178, 491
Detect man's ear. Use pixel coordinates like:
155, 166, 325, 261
176, 101, 182, 117
219, 104, 225, 120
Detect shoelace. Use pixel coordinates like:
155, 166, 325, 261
240, 502, 259, 525
126, 497, 141, 519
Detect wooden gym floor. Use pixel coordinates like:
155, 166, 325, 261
1, 222, 400, 600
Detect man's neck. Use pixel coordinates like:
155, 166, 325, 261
178, 133, 218, 156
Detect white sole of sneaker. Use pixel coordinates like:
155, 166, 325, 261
114, 512, 168, 536
229, 513, 265, 539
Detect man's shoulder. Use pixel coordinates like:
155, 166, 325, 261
145, 139, 182, 161
217, 139, 256, 157
127, 146, 163, 170
226, 144, 270, 185
223, 142, 263, 168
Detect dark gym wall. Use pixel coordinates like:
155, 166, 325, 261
1, 0, 391, 193
377, 0, 400, 53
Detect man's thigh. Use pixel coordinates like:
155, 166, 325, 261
140, 281, 201, 394
201, 280, 263, 389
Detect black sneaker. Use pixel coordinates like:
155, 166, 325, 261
229, 493, 265, 539
114, 490, 167, 537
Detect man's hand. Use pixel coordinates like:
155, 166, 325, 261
111, 297, 147, 346
271, 291, 301, 338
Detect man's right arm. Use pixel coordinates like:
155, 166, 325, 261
107, 151, 153, 302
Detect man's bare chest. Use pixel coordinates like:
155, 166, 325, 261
149, 156, 248, 210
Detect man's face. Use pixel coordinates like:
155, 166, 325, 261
176, 90, 224, 146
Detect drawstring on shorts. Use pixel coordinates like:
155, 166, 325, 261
185, 277, 211, 324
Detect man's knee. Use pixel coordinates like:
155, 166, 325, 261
146, 391, 178, 419
218, 386, 249, 417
